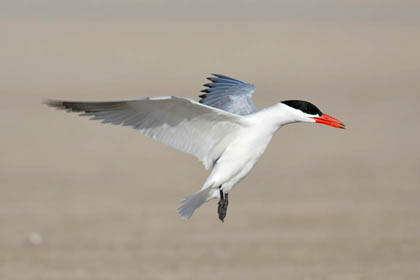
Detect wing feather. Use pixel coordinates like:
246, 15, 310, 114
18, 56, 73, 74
198, 74, 257, 116
46, 96, 245, 169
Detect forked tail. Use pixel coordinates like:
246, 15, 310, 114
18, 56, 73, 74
178, 188, 214, 219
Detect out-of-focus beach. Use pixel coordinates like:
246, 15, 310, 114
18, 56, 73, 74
1, 1, 420, 279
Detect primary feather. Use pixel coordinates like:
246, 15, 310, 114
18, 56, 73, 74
46, 96, 246, 169
199, 74, 256, 116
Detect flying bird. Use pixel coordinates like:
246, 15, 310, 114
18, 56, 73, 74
46, 74, 345, 222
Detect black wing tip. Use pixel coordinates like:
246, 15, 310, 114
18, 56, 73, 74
199, 73, 248, 102
200, 74, 229, 101
44, 99, 65, 109
198, 93, 207, 103
43, 99, 85, 113
211, 73, 242, 82
206, 73, 230, 82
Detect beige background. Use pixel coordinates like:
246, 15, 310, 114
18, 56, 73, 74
1, 1, 420, 279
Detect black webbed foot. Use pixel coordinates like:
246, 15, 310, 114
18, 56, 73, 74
217, 189, 229, 222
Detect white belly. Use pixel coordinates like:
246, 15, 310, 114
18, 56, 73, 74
202, 127, 274, 196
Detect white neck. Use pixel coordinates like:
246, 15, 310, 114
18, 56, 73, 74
247, 103, 305, 130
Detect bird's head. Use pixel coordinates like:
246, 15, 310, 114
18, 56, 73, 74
280, 100, 346, 129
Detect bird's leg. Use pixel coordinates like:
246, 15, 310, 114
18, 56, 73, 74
217, 188, 229, 222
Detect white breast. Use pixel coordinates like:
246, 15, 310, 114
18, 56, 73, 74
202, 120, 276, 194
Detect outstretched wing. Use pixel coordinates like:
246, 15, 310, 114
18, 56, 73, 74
199, 74, 257, 116
46, 96, 245, 169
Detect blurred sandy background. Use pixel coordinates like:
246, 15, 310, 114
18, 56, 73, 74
1, 1, 420, 279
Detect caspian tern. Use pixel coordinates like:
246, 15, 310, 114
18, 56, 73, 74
46, 74, 345, 222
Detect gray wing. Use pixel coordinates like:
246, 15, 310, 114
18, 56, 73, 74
199, 74, 257, 116
46, 96, 245, 169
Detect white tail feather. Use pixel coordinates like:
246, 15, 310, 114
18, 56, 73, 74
178, 188, 213, 219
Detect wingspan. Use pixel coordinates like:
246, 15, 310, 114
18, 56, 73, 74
46, 96, 246, 169
199, 74, 257, 116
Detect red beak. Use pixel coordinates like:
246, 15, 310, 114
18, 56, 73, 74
312, 113, 346, 129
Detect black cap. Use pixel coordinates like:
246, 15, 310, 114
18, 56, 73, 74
281, 100, 322, 116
